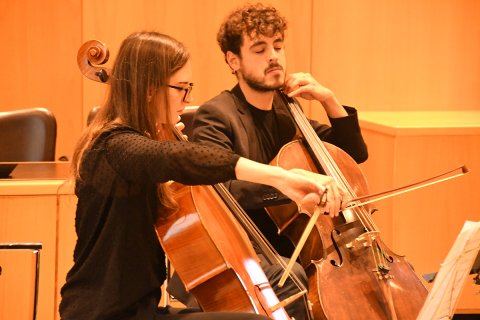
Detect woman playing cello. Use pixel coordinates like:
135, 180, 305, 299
59, 31, 344, 320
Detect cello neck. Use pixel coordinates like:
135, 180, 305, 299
278, 91, 349, 189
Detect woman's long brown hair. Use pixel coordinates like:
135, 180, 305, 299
72, 31, 190, 215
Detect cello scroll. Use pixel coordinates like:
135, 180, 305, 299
77, 40, 110, 83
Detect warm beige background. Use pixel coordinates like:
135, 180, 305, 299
1, 0, 479, 319
2, 0, 479, 159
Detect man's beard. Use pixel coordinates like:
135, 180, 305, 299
244, 76, 283, 92
241, 63, 285, 92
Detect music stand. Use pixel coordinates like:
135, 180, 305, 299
417, 220, 480, 320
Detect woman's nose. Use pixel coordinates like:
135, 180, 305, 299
184, 93, 193, 103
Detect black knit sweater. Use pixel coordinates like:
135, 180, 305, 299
59, 126, 239, 320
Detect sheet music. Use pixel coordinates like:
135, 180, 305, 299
417, 220, 480, 320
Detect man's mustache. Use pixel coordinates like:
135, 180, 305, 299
265, 63, 284, 74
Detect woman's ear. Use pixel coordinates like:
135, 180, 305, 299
226, 51, 240, 74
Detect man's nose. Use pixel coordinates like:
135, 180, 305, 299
268, 48, 279, 62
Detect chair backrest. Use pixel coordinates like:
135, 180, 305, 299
180, 106, 199, 139
86, 105, 198, 138
86, 105, 101, 126
0, 108, 57, 162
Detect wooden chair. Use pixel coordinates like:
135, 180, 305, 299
0, 108, 56, 319
86, 105, 199, 138
0, 107, 56, 177
0, 108, 56, 162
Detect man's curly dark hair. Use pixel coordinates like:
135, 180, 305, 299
217, 3, 288, 56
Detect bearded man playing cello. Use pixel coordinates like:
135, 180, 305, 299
165, 3, 368, 320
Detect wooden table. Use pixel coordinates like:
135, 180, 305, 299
0, 162, 76, 320
358, 111, 480, 314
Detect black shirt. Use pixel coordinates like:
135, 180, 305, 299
248, 105, 282, 164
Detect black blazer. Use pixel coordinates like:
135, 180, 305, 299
191, 85, 368, 210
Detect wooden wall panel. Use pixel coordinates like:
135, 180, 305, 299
81, 0, 313, 118
3, 0, 479, 158
358, 112, 480, 312
0, 251, 37, 320
55, 193, 77, 320
311, 0, 480, 112
0, 0, 83, 160
0, 195, 59, 320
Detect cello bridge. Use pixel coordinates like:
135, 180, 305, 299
345, 231, 380, 249
373, 265, 394, 279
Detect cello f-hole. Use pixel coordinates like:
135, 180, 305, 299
329, 229, 343, 267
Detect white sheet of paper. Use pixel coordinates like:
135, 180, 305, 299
417, 220, 480, 320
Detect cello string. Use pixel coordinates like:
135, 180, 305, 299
285, 98, 377, 232
174, 126, 309, 294
285, 100, 368, 217
215, 183, 314, 318
286, 99, 383, 258
174, 126, 312, 315
279, 93, 430, 315
284, 95, 384, 271
214, 182, 311, 295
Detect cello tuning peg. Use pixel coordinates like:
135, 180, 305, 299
95, 69, 109, 83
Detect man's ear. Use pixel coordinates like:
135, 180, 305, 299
226, 51, 240, 74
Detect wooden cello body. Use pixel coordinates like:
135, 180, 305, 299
266, 93, 428, 319
156, 182, 291, 318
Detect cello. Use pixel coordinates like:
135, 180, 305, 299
77, 39, 308, 319
266, 92, 430, 319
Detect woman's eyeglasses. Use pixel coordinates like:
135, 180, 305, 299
168, 83, 194, 102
